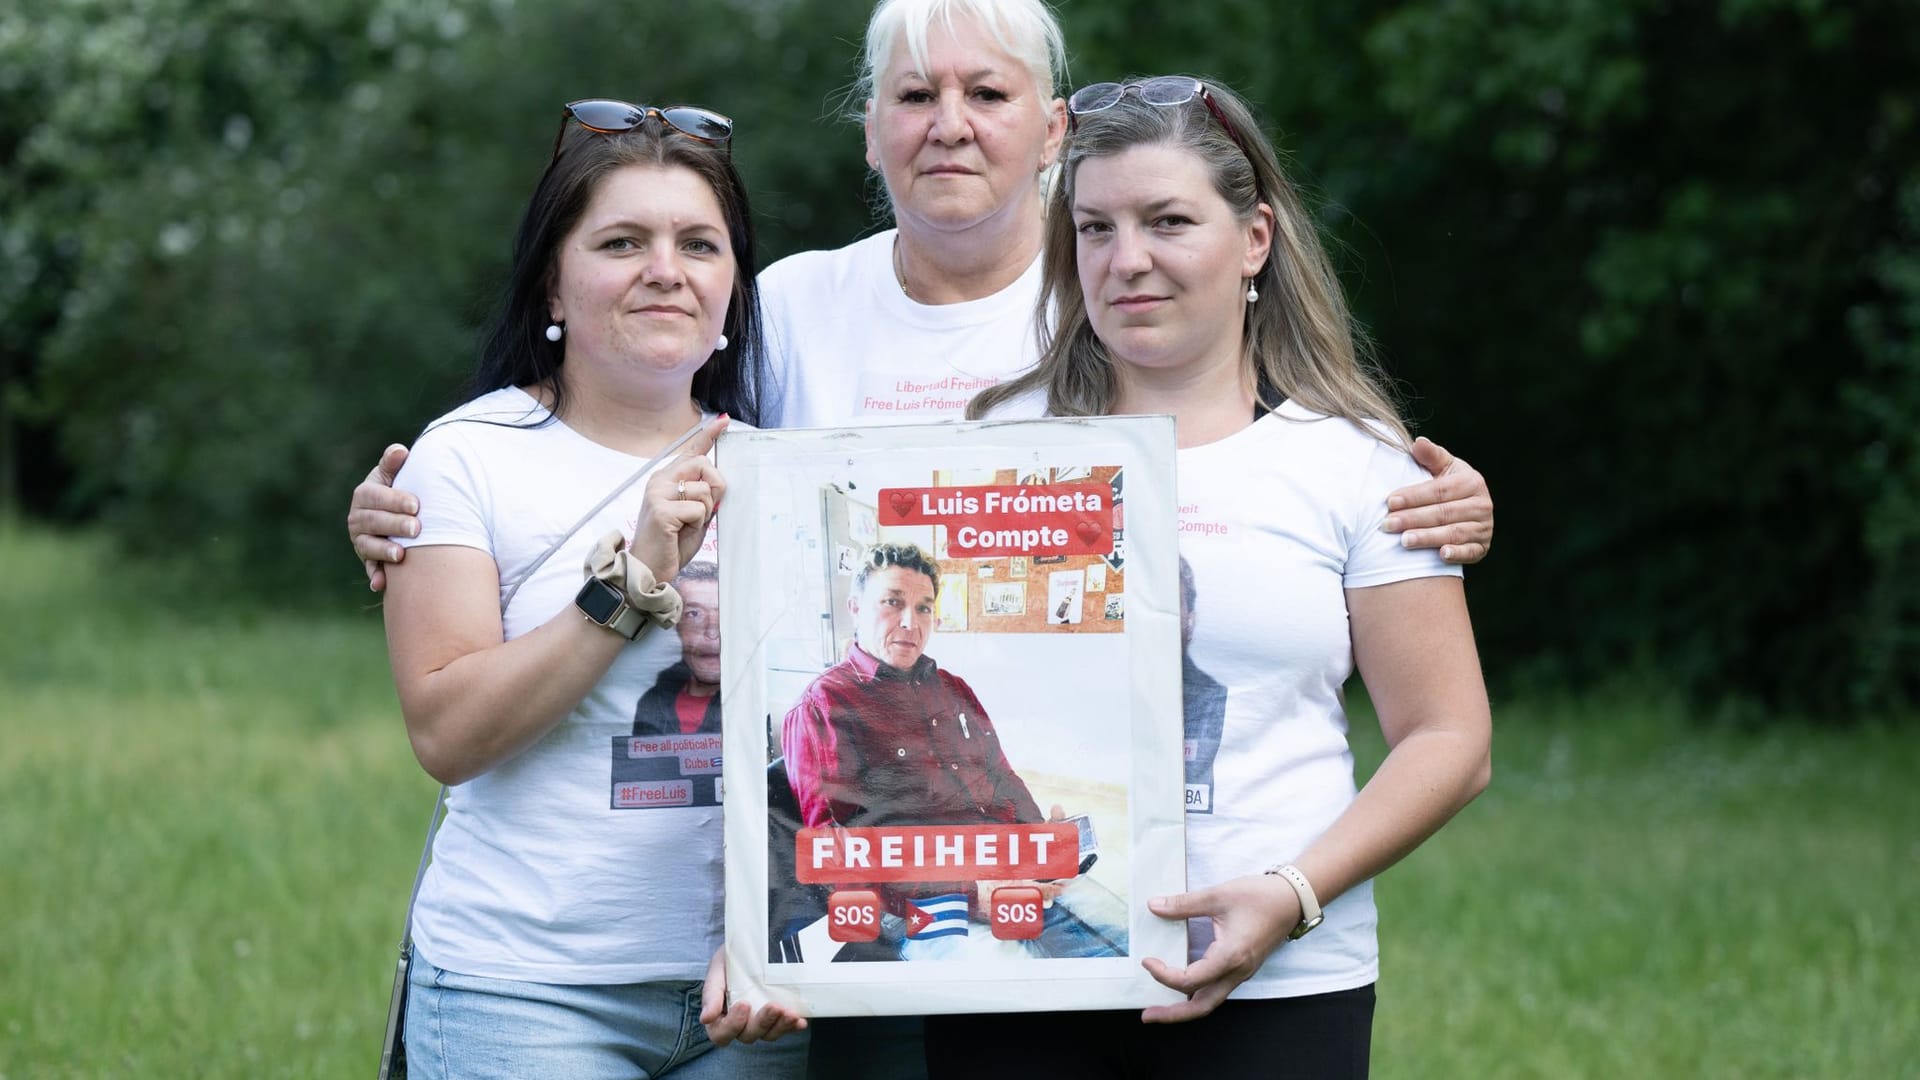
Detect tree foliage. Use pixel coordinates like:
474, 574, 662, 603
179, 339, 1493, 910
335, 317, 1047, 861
1337, 0, 1920, 716
2, 0, 1915, 716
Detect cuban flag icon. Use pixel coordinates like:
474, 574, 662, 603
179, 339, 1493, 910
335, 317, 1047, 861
904, 894, 970, 940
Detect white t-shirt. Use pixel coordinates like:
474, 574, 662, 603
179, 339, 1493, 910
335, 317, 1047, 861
987, 392, 1460, 998
1177, 401, 1461, 997
394, 387, 725, 984
759, 229, 1044, 428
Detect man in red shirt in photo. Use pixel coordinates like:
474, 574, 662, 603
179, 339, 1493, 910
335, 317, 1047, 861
780, 544, 1121, 960
783, 543, 1044, 844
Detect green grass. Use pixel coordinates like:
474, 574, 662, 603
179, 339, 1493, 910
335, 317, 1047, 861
1351, 695, 1920, 1077
0, 523, 436, 1079
3, 521, 1915, 1077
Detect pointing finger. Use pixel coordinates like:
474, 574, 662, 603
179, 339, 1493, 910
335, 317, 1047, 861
679, 414, 731, 460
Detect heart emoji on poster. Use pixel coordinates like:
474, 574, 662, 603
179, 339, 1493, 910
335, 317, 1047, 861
1075, 520, 1103, 545
888, 491, 915, 516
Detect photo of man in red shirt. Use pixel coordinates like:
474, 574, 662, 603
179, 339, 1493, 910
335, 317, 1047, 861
782, 543, 1046, 863
779, 543, 1125, 960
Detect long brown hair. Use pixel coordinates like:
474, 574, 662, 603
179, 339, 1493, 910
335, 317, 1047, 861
967, 78, 1406, 446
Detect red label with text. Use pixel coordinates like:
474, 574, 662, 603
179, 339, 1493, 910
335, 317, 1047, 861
876, 483, 1112, 557
795, 824, 1080, 884
826, 889, 883, 942
989, 886, 1046, 940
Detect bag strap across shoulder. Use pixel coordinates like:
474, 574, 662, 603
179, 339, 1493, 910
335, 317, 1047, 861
395, 416, 710, 950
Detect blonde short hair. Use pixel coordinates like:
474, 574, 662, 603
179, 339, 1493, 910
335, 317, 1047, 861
858, 0, 1066, 104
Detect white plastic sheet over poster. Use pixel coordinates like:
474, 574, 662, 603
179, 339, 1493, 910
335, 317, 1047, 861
718, 416, 1187, 1017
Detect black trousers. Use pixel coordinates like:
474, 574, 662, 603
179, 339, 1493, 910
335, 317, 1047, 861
920, 984, 1375, 1080
806, 1015, 929, 1080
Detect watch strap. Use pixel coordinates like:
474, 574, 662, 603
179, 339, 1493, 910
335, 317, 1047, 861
606, 607, 645, 638
575, 577, 648, 640
602, 600, 646, 640
1265, 863, 1325, 940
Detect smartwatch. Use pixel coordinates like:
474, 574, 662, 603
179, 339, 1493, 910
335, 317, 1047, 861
574, 577, 646, 640
1265, 863, 1324, 940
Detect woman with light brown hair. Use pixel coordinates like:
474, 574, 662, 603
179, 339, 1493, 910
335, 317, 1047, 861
935, 75, 1493, 1077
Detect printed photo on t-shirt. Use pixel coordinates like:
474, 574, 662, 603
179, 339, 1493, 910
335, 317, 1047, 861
611, 557, 724, 809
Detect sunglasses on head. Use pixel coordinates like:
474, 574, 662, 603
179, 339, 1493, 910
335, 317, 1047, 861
1065, 77, 1253, 163
550, 99, 734, 161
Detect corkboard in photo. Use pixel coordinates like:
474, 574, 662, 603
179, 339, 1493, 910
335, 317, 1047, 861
982, 581, 1026, 616
938, 573, 969, 632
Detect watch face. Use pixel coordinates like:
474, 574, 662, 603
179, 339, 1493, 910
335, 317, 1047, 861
577, 579, 624, 623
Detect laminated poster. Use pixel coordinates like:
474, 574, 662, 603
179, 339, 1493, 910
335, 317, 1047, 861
718, 416, 1187, 1016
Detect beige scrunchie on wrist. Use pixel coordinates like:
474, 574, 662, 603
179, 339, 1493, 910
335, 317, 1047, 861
584, 530, 684, 629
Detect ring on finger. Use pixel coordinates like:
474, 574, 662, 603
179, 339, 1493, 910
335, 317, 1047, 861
677, 480, 687, 497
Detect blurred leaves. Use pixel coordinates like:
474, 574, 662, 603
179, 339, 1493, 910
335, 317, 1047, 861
1134, 0, 1920, 717
1, 0, 1915, 715
1, 0, 878, 578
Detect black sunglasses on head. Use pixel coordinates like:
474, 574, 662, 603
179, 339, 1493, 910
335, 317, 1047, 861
550, 99, 734, 161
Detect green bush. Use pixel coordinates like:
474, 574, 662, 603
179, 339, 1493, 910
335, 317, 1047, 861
1072, 0, 1920, 714
5, 0, 1917, 713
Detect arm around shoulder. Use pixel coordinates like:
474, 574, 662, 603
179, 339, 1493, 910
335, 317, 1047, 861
1382, 437, 1495, 566
349, 442, 424, 590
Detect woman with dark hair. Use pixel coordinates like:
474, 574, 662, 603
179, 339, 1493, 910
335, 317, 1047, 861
929, 77, 1495, 1077
382, 102, 805, 1078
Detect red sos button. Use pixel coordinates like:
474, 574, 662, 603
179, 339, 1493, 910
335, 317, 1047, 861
990, 886, 1045, 940
826, 889, 882, 942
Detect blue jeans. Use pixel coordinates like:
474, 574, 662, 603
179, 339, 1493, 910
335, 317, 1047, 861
405, 954, 808, 1080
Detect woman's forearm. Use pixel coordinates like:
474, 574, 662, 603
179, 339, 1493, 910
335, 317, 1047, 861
1290, 721, 1491, 912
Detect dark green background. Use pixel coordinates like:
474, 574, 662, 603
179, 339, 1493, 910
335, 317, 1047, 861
4, 0, 1915, 717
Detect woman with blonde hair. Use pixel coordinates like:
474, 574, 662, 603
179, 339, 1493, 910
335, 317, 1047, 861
932, 75, 1493, 1077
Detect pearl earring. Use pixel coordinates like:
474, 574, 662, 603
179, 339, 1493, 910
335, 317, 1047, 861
545, 322, 564, 342
1245, 281, 1259, 304
714, 333, 729, 351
